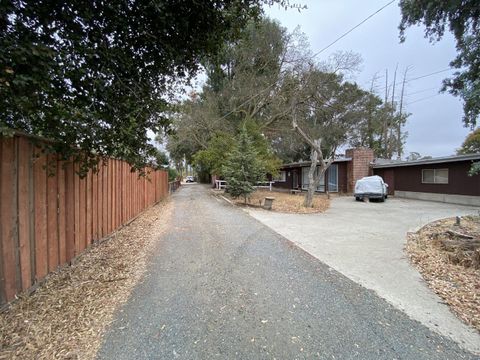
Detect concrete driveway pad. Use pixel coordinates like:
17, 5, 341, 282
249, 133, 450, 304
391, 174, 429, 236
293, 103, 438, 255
246, 196, 480, 353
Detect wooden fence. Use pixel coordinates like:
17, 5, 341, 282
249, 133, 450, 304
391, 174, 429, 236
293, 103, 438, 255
0, 134, 168, 305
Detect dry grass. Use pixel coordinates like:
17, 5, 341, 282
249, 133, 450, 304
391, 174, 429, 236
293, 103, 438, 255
225, 189, 330, 214
406, 215, 480, 332
0, 199, 172, 360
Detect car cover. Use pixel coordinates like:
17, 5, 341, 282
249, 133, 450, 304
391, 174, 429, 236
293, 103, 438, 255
354, 175, 386, 194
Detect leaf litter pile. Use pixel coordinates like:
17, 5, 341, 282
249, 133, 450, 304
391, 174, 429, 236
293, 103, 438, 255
406, 215, 480, 332
224, 190, 330, 214
0, 199, 172, 359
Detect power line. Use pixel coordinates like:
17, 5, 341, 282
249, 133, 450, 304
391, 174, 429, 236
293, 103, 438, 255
200, 1, 400, 119
313, 0, 396, 57
372, 68, 452, 94
199, 1, 398, 119
405, 93, 443, 106
403, 86, 440, 97
406, 68, 451, 82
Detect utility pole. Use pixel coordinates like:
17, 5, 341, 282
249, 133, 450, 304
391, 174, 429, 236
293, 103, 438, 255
368, 73, 380, 149
382, 69, 389, 157
397, 66, 411, 159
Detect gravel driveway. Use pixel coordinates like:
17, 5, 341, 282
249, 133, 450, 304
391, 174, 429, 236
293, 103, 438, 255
98, 185, 478, 359
246, 195, 480, 354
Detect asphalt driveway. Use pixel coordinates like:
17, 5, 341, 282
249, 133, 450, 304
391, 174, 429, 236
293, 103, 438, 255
246, 196, 480, 354
98, 185, 478, 359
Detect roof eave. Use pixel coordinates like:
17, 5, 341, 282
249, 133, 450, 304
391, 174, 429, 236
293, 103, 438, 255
372, 153, 480, 168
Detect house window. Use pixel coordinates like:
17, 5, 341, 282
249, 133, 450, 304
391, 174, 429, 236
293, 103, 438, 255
302, 166, 325, 192
422, 169, 448, 184
273, 171, 286, 182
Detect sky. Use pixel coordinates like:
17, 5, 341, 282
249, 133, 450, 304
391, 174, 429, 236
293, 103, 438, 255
265, 0, 473, 158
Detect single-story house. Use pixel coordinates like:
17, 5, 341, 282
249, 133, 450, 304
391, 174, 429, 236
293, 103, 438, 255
372, 153, 480, 206
273, 148, 480, 206
272, 148, 374, 194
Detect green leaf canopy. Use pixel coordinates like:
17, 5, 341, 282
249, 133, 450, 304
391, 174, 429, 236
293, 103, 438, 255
0, 0, 271, 173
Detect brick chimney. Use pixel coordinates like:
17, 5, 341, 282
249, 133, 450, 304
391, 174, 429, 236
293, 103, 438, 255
345, 148, 375, 193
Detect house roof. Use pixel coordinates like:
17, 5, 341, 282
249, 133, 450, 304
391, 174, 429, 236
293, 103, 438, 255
372, 153, 480, 169
280, 157, 352, 169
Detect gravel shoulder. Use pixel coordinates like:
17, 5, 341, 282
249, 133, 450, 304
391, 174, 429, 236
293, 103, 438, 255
98, 185, 478, 359
0, 199, 172, 359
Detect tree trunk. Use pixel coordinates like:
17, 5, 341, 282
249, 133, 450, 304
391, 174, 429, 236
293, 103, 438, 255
304, 154, 318, 207
303, 148, 326, 208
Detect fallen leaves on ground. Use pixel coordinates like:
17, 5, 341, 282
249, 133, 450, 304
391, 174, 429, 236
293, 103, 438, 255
223, 190, 330, 214
0, 199, 172, 359
406, 215, 480, 332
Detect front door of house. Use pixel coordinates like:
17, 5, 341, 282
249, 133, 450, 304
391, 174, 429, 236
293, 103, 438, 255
293, 171, 298, 189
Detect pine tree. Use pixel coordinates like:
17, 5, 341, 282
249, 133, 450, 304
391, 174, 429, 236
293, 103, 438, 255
223, 127, 266, 203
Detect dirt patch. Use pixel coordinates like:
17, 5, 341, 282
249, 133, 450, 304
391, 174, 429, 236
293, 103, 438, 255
222, 189, 330, 214
406, 215, 480, 332
0, 199, 172, 359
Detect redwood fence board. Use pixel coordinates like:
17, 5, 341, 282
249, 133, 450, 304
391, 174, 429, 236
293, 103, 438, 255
92, 170, 98, 242
34, 151, 48, 280
17, 137, 32, 291
46, 156, 59, 273
74, 163, 80, 257
0, 134, 169, 305
57, 162, 67, 265
65, 162, 75, 262
1, 138, 17, 301
86, 171, 91, 246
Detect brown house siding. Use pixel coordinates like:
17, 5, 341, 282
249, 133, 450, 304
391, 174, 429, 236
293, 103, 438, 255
373, 168, 395, 195
269, 171, 293, 190
374, 161, 480, 196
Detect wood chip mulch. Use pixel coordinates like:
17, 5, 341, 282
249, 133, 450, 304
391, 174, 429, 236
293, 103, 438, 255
0, 199, 172, 360
223, 190, 330, 214
406, 215, 480, 332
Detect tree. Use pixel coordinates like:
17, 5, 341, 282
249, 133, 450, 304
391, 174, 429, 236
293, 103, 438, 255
222, 127, 266, 203
152, 149, 169, 169
167, 168, 179, 182
457, 128, 480, 154
0, 0, 283, 175
406, 152, 421, 161
399, 0, 480, 128
287, 66, 368, 207
193, 132, 237, 181
193, 121, 281, 182
469, 162, 480, 176
167, 18, 293, 178
348, 94, 408, 159
457, 128, 480, 176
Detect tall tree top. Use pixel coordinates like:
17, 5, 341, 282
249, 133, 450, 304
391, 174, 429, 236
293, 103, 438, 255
0, 0, 283, 174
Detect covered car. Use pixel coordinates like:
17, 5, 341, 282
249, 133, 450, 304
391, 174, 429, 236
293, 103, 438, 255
354, 175, 388, 202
